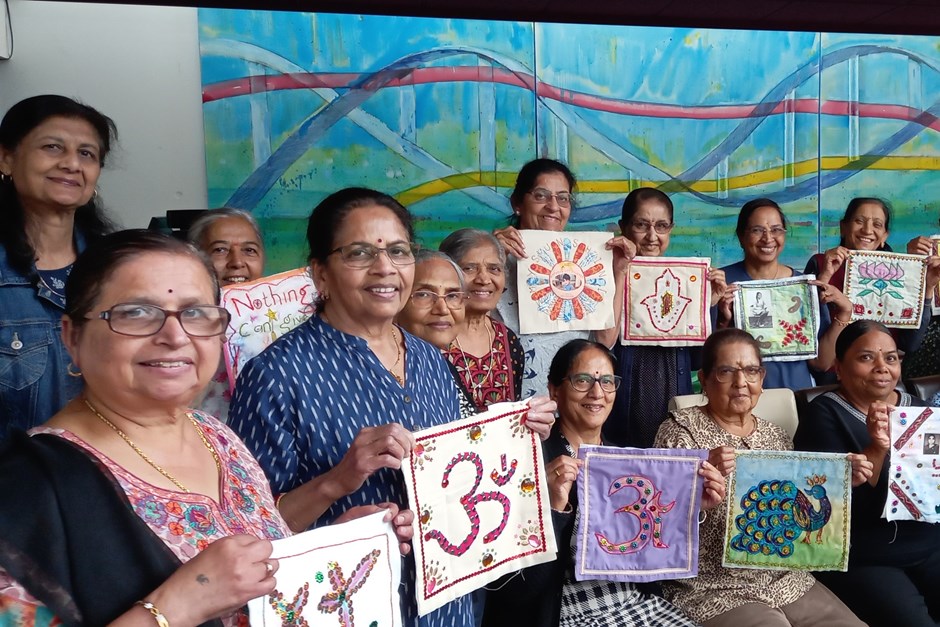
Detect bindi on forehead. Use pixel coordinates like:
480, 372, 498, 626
168, 289, 174, 293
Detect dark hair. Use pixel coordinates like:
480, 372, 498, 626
508, 159, 576, 227
0, 95, 118, 277
700, 328, 762, 377
839, 197, 891, 249
439, 228, 507, 268
735, 198, 787, 241
547, 339, 615, 387
620, 187, 674, 225
66, 229, 220, 324
306, 187, 414, 264
833, 320, 894, 362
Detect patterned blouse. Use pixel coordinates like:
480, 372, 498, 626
0, 411, 289, 627
653, 406, 815, 624
445, 318, 524, 411
228, 315, 472, 627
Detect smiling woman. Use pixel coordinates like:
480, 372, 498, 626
0, 95, 118, 437
188, 207, 266, 286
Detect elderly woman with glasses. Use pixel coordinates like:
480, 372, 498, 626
0, 230, 294, 626
492, 159, 635, 398
717, 198, 854, 391
484, 339, 722, 627
654, 328, 870, 627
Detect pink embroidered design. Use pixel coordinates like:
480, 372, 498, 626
855, 260, 905, 300
317, 549, 381, 626
895, 408, 933, 450
640, 269, 692, 332
269, 583, 310, 626
595, 475, 676, 555
889, 481, 922, 520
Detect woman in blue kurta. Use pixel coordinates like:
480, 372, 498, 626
719, 198, 853, 390
229, 188, 474, 627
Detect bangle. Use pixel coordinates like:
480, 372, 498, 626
552, 502, 573, 514
136, 600, 169, 627
698, 510, 708, 524
274, 492, 286, 509
833, 317, 851, 327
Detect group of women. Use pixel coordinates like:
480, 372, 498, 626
1, 94, 938, 627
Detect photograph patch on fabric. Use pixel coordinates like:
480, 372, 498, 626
221, 267, 317, 389
516, 230, 615, 334
248, 511, 401, 627
621, 257, 711, 346
402, 401, 557, 616
574, 446, 706, 582
884, 406, 940, 523
731, 275, 820, 362
844, 250, 928, 329
723, 450, 851, 571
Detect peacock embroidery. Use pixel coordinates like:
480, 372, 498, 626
730, 473, 831, 558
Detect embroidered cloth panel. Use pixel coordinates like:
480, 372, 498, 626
402, 401, 557, 616
574, 445, 706, 582
722, 450, 851, 572
931, 238, 940, 316
516, 230, 615, 334
731, 276, 820, 362
884, 406, 940, 523
221, 267, 317, 389
844, 250, 928, 329
621, 257, 711, 347
248, 511, 401, 627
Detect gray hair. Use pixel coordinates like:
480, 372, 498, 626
414, 249, 466, 291
187, 207, 264, 250
438, 228, 507, 268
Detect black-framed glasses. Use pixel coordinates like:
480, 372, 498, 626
629, 220, 674, 235
528, 188, 573, 208
328, 243, 417, 268
95, 303, 230, 337
746, 226, 787, 239
566, 373, 622, 392
409, 290, 469, 310
713, 365, 765, 383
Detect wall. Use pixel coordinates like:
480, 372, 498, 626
199, 11, 940, 273
0, 1, 208, 228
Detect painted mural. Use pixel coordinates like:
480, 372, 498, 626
198, 12, 940, 274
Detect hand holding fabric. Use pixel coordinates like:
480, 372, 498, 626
708, 445, 736, 477
494, 225, 526, 259
698, 460, 726, 510
523, 395, 557, 441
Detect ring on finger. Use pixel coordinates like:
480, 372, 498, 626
265, 561, 274, 574
554, 469, 561, 478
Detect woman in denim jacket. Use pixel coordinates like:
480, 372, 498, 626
0, 95, 117, 438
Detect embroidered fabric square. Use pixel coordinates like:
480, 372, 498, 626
621, 257, 711, 346
931, 238, 940, 316
574, 446, 706, 582
731, 276, 820, 362
516, 230, 615, 334
402, 401, 557, 616
723, 450, 851, 571
221, 267, 317, 389
248, 511, 401, 627
844, 250, 928, 329
884, 406, 940, 523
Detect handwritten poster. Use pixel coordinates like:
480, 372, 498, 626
723, 450, 851, 572
884, 406, 940, 523
575, 446, 705, 582
221, 267, 316, 389
732, 276, 820, 362
621, 257, 711, 347
402, 401, 557, 616
844, 250, 928, 329
248, 512, 401, 627
516, 230, 615, 334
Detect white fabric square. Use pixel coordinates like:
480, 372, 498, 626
248, 512, 401, 627
621, 257, 711, 347
884, 406, 940, 523
732, 276, 821, 362
516, 230, 615, 334
402, 401, 557, 616
844, 250, 928, 329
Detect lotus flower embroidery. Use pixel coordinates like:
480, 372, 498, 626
855, 261, 905, 300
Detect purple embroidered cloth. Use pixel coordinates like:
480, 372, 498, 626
574, 446, 706, 582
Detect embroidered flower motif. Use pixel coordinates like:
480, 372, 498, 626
901, 307, 914, 318
855, 260, 905, 299
166, 501, 184, 516
138, 498, 168, 525
853, 303, 866, 315
184, 504, 217, 535
196, 538, 210, 551
169, 521, 185, 536
232, 487, 256, 513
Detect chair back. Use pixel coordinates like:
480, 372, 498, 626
668, 388, 799, 438
904, 375, 940, 404
794, 384, 840, 424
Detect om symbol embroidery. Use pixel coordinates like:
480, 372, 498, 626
595, 475, 676, 555
424, 452, 516, 556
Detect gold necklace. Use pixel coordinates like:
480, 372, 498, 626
453, 319, 496, 406
390, 326, 404, 386
84, 398, 222, 493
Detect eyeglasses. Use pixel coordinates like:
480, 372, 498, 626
713, 365, 765, 383
630, 220, 674, 235
95, 303, 230, 337
566, 373, 622, 392
409, 290, 469, 310
328, 243, 417, 268
747, 226, 787, 239
528, 188, 573, 208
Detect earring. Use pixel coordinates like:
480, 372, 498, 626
67, 363, 83, 378
92, 188, 99, 200
321, 291, 330, 301
0, 172, 11, 184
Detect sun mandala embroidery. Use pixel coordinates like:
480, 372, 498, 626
525, 238, 608, 322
